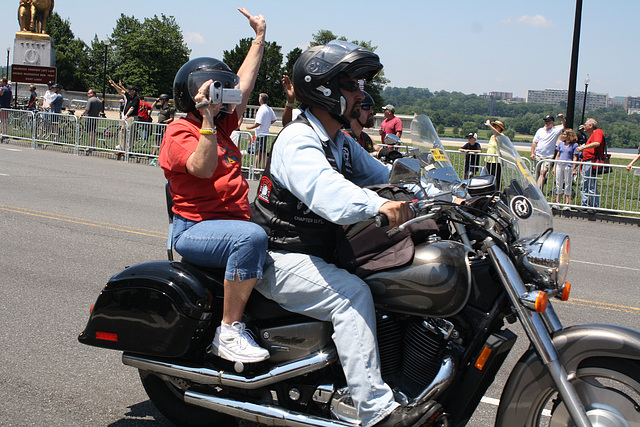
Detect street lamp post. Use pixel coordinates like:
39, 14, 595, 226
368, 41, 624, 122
101, 42, 109, 117
5, 47, 9, 79
580, 74, 590, 125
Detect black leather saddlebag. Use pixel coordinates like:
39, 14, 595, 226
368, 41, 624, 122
78, 261, 221, 358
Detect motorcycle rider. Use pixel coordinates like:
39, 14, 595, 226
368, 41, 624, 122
251, 40, 427, 427
159, 8, 270, 364
344, 90, 380, 154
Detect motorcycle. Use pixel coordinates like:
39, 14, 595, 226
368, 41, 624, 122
78, 115, 640, 427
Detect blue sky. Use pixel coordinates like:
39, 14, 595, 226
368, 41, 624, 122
3, 0, 639, 98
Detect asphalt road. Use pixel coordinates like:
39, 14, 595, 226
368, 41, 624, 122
1, 142, 639, 426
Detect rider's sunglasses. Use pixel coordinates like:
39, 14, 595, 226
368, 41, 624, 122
338, 80, 361, 92
361, 105, 372, 110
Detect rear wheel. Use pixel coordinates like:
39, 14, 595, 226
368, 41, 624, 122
525, 358, 640, 426
139, 370, 236, 427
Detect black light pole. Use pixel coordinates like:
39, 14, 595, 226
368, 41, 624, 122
101, 42, 109, 117
580, 74, 590, 125
5, 47, 9, 79
565, 0, 583, 129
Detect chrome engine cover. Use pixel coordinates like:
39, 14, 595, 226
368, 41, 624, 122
366, 240, 472, 317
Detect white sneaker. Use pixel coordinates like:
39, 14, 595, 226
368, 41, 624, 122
211, 322, 270, 363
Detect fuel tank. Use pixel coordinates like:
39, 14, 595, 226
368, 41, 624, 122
365, 240, 472, 317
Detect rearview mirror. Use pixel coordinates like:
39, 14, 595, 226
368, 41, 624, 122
389, 158, 421, 185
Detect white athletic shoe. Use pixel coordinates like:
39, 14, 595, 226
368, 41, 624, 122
211, 321, 270, 363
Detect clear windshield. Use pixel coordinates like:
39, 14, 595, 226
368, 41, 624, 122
407, 114, 552, 238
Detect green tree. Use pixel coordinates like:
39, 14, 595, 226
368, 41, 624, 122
223, 39, 285, 107
108, 14, 190, 97
46, 13, 90, 91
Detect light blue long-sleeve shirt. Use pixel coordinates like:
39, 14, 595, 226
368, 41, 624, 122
269, 109, 391, 226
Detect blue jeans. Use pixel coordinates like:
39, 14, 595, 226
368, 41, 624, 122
173, 214, 268, 281
255, 250, 398, 427
581, 163, 600, 208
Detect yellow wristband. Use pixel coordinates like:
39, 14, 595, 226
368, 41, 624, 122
200, 128, 217, 135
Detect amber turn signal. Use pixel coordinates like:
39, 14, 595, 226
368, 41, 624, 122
561, 282, 571, 301
474, 346, 493, 371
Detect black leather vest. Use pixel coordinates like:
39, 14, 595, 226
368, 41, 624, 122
251, 114, 354, 261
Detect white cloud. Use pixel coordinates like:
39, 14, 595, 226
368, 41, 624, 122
184, 32, 206, 44
502, 15, 554, 27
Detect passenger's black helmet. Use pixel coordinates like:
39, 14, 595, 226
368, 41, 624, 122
158, 94, 170, 101
293, 40, 382, 118
361, 91, 374, 106
173, 57, 240, 113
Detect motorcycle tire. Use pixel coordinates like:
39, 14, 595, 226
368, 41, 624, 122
523, 357, 640, 426
139, 370, 236, 427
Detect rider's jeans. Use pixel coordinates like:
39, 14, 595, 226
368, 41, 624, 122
256, 250, 399, 427
581, 163, 600, 208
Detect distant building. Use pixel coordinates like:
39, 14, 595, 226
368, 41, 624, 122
526, 89, 608, 111
627, 97, 640, 114
608, 96, 626, 108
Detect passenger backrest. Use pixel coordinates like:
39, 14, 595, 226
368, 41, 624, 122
165, 181, 174, 261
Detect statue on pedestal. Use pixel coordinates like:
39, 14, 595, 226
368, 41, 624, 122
18, 0, 55, 34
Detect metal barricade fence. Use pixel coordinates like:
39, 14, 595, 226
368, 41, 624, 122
536, 159, 640, 215
0, 108, 35, 142
78, 116, 125, 155
127, 121, 167, 162
34, 112, 78, 149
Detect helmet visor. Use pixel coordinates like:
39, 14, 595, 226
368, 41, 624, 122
187, 69, 240, 113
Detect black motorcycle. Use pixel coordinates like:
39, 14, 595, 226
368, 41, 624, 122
79, 115, 640, 427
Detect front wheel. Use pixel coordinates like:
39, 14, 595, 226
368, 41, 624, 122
524, 357, 640, 426
139, 370, 236, 427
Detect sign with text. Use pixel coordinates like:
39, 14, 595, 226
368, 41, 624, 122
11, 64, 57, 84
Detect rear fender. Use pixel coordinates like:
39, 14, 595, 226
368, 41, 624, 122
495, 323, 640, 426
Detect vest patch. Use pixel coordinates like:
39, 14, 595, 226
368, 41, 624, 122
258, 176, 272, 203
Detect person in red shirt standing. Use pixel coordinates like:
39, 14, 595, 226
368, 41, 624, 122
378, 104, 402, 146
159, 8, 270, 364
576, 118, 605, 210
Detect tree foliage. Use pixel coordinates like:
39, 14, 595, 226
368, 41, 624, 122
46, 13, 89, 91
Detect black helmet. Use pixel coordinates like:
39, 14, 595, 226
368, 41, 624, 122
158, 93, 170, 100
173, 57, 240, 113
293, 40, 382, 118
361, 91, 374, 106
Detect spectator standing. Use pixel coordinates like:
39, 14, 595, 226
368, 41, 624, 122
150, 94, 175, 166
159, 8, 270, 363
41, 81, 54, 111
27, 85, 38, 111
576, 118, 605, 210
626, 144, 640, 170
552, 128, 579, 208
0, 77, 12, 138
246, 92, 276, 168
81, 89, 103, 149
459, 132, 482, 179
531, 113, 566, 189
379, 104, 402, 145
485, 119, 504, 189
344, 90, 379, 154
49, 83, 64, 114
109, 79, 140, 158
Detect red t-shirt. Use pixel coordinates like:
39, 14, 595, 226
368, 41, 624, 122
582, 128, 605, 161
380, 116, 402, 142
159, 111, 250, 221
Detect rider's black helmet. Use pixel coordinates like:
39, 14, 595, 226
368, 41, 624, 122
293, 40, 382, 119
158, 94, 170, 101
361, 91, 374, 107
173, 57, 240, 113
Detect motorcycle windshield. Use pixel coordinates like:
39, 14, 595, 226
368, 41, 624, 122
408, 115, 552, 238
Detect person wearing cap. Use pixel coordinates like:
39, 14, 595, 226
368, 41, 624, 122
27, 85, 38, 111
41, 80, 55, 111
344, 90, 380, 154
485, 119, 505, 188
459, 132, 482, 179
149, 94, 175, 166
49, 84, 64, 114
575, 118, 605, 209
109, 78, 140, 157
379, 104, 402, 146
0, 77, 11, 137
531, 113, 566, 189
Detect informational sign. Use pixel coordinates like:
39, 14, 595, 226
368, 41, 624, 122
11, 64, 57, 84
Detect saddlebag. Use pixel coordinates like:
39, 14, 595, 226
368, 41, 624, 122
78, 261, 221, 358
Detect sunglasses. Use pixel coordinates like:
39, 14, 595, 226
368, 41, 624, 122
338, 80, 362, 92
361, 105, 372, 110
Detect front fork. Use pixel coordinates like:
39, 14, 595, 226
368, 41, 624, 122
486, 240, 593, 427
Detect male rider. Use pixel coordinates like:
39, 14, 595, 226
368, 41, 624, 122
344, 90, 380, 154
251, 41, 429, 427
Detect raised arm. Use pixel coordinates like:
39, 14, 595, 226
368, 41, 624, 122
234, 8, 266, 118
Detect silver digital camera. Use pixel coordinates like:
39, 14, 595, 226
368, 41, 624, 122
209, 81, 242, 105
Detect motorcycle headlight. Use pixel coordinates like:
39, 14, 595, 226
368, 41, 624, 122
516, 232, 570, 289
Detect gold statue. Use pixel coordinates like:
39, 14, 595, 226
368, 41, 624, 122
18, 0, 55, 34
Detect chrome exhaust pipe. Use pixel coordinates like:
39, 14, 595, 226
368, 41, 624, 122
122, 348, 337, 390
184, 391, 356, 427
